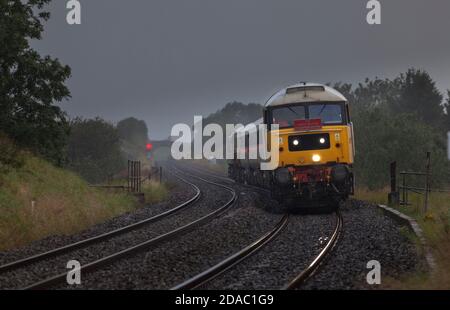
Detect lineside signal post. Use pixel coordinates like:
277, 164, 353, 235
146, 143, 153, 160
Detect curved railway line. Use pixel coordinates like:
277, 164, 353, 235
172, 163, 344, 290
0, 167, 238, 290
0, 172, 201, 275
1, 163, 345, 290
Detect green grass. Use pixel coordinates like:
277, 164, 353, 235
355, 187, 450, 289
141, 180, 169, 204
0, 152, 139, 251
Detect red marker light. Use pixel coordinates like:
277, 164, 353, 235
146, 143, 153, 151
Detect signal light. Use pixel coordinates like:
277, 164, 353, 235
146, 143, 153, 151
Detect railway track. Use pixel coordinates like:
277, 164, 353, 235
284, 210, 343, 289
171, 214, 290, 290
172, 164, 344, 290
2, 162, 343, 290
0, 167, 237, 290
0, 171, 201, 275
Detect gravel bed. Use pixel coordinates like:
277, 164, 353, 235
201, 200, 422, 290
201, 210, 336, 289
57, 183, 282, 290
0, 169, 230, 289
56, 165, 421, 290
300, 200, 424, 290
179, 164, 422, 290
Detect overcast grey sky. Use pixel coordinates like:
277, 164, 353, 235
32, 0, 450, 139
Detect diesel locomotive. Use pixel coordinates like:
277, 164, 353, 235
228, 83, 355, 209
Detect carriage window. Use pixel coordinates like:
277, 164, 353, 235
308, 104, 343, 124
272, 106, 306, 128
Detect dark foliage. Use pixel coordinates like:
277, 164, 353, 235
117, 117, 149, 147
66, 118, 125, 184
0, 0, 71, 165
0, 132, 23, 173
334, 69, 449, 188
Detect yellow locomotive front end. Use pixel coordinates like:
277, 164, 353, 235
264, 84, 355, 207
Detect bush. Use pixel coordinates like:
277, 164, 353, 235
353, 108, 449, 189
0, 133, 24, 173
66, 118, 125, 184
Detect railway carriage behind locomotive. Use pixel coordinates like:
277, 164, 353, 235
228, 83, 355, 209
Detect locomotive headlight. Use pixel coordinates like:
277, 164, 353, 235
319, 138, 326, 144
293, 139, 299, 146
312, 154, 321, 162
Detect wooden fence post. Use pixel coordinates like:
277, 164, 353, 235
127, 160, 130, 192
388, 161, 399, 205
424, 152, 431, 213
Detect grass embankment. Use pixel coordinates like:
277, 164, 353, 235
142, 181, 170, 204
355, 187, 450, 289
0, 151, 165, 252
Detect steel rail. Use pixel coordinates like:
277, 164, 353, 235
171, 214, 289, 290
283, 210, 343, 289
0, 171, 201, 274
180, 163, 272, 195
23, 168, 237, 290
182, 164, 344, 290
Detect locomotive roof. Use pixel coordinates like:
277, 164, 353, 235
265, 83, 347, 107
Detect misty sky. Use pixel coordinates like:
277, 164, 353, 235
32, 0, 450, 140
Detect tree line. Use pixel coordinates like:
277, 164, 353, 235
203, 69, 450, 189
333, 69, 449, 189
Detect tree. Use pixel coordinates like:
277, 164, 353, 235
117, 117, 149, 147
352, 105, 448, 189
0, 0, 71, 164
66, 118, 125, 183
337, 70, 450, 189
444, 91, 450, 131
394, 69, 444, 126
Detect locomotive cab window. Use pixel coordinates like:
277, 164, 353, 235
271, 105, 306, 128
268, 102, 347, 128
309, 103, 344, 124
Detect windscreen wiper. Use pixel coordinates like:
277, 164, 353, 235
318, 104, 327, 116
288, 106, 301, 117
